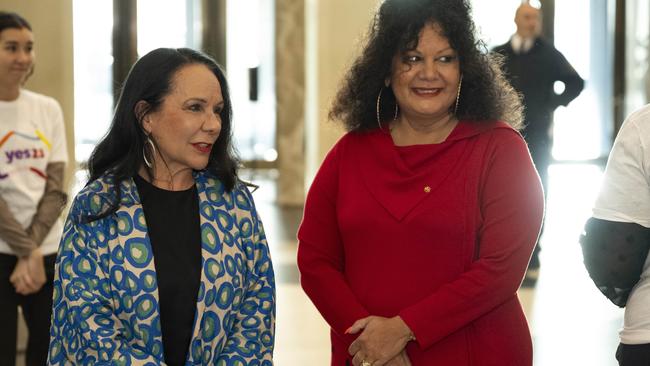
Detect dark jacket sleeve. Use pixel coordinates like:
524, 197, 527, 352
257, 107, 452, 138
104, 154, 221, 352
549, 46, 584, 108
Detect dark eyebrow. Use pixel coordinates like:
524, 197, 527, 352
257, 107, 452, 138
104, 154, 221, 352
186, 98, 208, 104
186, 98, 225, 106
2, 40, 33, 46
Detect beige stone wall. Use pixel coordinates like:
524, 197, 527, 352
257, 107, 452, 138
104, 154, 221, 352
275, 0, 378, 204
276, 0, 306, 206
304, 0, 377, 182
0, 0, 75, 187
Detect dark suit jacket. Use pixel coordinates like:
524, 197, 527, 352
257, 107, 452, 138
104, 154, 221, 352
493, 37, 584, 144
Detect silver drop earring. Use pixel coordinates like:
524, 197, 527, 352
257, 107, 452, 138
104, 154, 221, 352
143, 134, 156, 168
454, 74, 463, 115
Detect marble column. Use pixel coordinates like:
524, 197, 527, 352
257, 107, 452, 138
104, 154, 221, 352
276, 0, 306, 206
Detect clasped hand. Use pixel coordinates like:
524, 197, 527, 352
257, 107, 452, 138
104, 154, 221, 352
9, 248, 46, 295
346, 315, 414, 366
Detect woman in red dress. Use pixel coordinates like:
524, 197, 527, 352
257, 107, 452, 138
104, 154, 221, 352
297, 0, 544, 365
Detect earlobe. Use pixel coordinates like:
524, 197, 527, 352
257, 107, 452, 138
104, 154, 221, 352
134, 100, 150, 125
142, 118, 152, 135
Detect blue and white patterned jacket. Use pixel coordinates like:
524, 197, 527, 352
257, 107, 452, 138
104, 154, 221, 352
47, 171, 275, 365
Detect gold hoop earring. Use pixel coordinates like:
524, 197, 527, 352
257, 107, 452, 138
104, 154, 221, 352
143, 134, 156, 168
376, 87, 399, 133
454, 74, 463, 115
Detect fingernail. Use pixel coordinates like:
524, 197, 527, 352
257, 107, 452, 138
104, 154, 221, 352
344, 327, 351, 334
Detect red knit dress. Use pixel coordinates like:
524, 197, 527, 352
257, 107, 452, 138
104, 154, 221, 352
297, 121, 544, 365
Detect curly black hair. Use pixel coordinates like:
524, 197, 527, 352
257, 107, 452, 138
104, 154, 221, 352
329, 0, 522, 132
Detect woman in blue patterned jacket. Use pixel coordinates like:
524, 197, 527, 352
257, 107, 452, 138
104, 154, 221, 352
47, 48, 275, 365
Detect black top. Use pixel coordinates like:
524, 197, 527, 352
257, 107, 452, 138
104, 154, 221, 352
492, 37, 584, 142
133, 174, 202, 366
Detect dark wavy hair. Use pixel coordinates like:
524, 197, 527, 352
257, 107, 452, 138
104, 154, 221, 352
0, 11, 31, 32
0, 12, 35, 82
87, 47, 239, 220
329, 0, 522, 131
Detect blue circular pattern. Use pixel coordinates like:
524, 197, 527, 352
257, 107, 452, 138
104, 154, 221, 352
234, 191, 251, 210
73, 255, 96, 276
204, 258, 222, 282
124, 237, 153, 269
134, 294, 157, 320
139, 270, 157, 293
191, 339, 203, 361
133, 208, 147, 232
201, 311, 222, 341
216, 209, 234, 231
205, 286, 216, 307
238, 217, 253, 237
200, 201, 215, 220
116, 212, 133, 236
111, 245, 125, 264
224, 255, 237, 277
222, 231, 235, 248
201, 223, 222, 254
48, 175, 275, 364
216, 282, 235, 310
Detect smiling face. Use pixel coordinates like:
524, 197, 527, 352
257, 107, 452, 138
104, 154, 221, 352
389, 23, 461, 125
0, 27, 34, 87
142, 63, 223, 176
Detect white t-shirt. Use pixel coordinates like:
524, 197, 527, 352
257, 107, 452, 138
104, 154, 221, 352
0, 89, 68, 256
593, 103, 650, 344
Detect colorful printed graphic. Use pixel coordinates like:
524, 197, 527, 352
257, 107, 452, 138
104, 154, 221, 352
0, 130, 50, 180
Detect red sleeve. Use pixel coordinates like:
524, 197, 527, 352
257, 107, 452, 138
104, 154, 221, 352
398, 130, 544, 349
297, 137, 371, 337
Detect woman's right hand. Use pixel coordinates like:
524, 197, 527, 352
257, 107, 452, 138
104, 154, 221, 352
385, 350, 412, 366
26, 248, 47, 290
10, 249, 46, 295
10, 257, 36, 294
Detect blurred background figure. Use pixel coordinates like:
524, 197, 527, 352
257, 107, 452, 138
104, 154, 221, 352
0, 11, 68, 366
493, 1, 584, 285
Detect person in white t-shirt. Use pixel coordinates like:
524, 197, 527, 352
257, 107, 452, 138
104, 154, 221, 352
0, 11, 68, 366
584, 104, 650, 365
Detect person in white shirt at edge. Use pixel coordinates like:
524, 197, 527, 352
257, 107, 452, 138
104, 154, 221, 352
0, 11, 68, 366
586, 104, 650, 365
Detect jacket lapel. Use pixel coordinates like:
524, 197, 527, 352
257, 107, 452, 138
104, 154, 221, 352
185, 172, 230, 362
111, 178, 164, 359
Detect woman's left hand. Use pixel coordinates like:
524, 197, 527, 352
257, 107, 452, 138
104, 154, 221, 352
347, 315, 414, 366
10, 249, 46, 295
10, 257, 37, 295
26, 248, 46, 290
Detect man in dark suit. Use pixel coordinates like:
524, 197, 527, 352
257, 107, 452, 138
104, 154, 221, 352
493, 2, 584, 284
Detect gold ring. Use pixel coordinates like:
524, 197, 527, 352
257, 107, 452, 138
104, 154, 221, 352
361, 361, 371, 366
